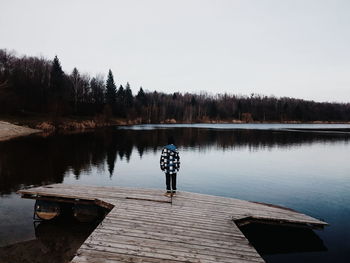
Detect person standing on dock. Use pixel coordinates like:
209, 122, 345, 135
160, 136, 180, 197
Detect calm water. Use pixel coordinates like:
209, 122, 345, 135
0, 124, 350, 262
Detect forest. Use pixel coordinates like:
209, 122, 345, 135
1, 49, 349, 123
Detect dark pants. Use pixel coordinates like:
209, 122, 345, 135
165, 173, 177, 192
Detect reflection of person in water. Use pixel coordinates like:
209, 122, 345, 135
160, 137, 180, 197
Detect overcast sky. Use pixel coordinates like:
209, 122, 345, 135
1, 0, 349, 102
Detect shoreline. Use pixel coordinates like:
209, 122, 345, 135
0, 121, 41, 142
1, 118, 350, 142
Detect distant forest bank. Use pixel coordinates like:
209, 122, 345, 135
1, 49, 350, 132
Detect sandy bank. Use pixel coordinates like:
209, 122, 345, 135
0, 121, 41, 141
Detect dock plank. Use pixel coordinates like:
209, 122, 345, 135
17, 184, 327, 263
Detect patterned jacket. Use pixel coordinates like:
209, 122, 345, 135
160, 144, 180, 174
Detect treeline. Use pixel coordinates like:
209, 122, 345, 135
1, 49, 349, 123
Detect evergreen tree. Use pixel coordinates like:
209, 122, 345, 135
124, 82, 133, 108
136, 87, 147, 106
116, 85, 125, 117
50, 55, 64, 98
105, 69, 116, 106
116, 85, 125, 101
49, 55, 66, 114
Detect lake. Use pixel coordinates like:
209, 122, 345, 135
0, 124, 350, 262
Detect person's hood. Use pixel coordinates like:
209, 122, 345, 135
165, 144, 177, 151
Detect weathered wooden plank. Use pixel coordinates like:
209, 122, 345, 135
120, 196, 308, 219
173, 200, 325, 225
89, 230, 256, 251
20, 184, 322, 223
95, 227, 250, 250
72, 249, 262, 263
88, 233, 260, 257
19, 186, 168, 204
102, 216, 244, 237
113, 202, 324, 227
108, 207, 231, 223
105, 212, 234, 229
102, 212, 241, 235
34, 184, 301, 219
98, 222, 248, 243
71, 249, 182, 263
37, 186, 298, 223
83, 241, 263, 263
18, 183, 328, 263
114, 201, 235, 219
26, 184, 315, 223
78, 243, 264, 263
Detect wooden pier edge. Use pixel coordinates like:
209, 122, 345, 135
18, 184, 328, 263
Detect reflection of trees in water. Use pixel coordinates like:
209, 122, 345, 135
0, 128, 348, 195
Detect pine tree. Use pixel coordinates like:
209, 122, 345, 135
116, 85, 125, 101
49, 55, 66, 115
116, 85, 125, 117
136, 87, 147, 106
124, 82, 133, 108
105, 69, 116, 106
50, 55, 64, 97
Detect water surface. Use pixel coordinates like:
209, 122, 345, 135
0, 124, 349, 262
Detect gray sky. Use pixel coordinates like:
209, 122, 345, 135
1, 0, 350, 102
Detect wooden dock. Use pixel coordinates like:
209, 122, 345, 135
18, 184, 327, 263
